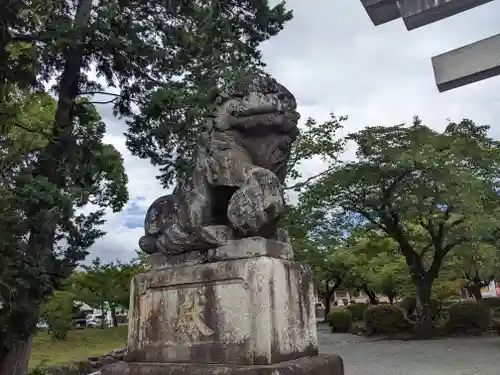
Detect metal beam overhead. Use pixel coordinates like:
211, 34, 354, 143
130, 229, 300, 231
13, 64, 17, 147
360, 0, 401, 25
400, 0, 496, 30
432, 32, 500, 92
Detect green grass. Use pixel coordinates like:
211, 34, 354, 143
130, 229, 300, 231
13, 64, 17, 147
29, 326, 128, 369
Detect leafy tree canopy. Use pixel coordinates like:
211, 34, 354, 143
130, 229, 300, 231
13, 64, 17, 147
299, 116, 500, 331
301, 117, 500, 282
0, 90, 127, 357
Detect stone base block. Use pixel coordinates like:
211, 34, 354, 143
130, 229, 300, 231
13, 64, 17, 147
127, 256, 317, 365
101, 355, 344, 375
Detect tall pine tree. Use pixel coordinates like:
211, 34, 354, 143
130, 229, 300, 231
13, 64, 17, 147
0, 1, 292, 373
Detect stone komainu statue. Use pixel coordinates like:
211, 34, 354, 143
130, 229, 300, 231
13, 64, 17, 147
139, 75, 300, 257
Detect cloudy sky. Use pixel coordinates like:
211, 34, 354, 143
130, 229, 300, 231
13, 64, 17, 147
87, 0, 500, 263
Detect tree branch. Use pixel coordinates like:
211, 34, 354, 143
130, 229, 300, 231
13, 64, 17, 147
427, 251, 445, 282
284, 167, 335, 191
380, 169, 413, 209
348, 204, 387, 232
86, 97, 119, 105
443, 236, 469, 253
327, 277, 342, 299
78, 91, 142, 105
78, 91, 122, 97
10, 120, 50, 137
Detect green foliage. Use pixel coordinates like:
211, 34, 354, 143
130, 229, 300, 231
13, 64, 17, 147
0, 91, 128, 353
29, 367, 48, 375
120, 2, 294, 186
363, 243, 409, 303
70, 258, 144, 327
448, 242, 500, 298
398, 296, 441, 321
40, 291, 75, 340
30, 326, 128, 369
285, 114, 347, 192
364, 305, 408, 336
287, 207, 358, 315
300, 116, 500, 332
446, 301, 492, 334
483, 297, 500, 309
345, 303, 368, 321
327, 310, 352, 333
432, 278, 464, 301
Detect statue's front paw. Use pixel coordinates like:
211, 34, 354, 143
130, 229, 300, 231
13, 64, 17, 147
227, 168, 283, 234
139, 235, 158, 254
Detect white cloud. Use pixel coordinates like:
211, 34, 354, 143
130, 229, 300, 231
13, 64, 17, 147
86, 0, 500, 263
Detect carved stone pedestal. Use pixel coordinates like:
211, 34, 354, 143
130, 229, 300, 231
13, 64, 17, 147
102, 246, 344, 375
126, 255, 317, 364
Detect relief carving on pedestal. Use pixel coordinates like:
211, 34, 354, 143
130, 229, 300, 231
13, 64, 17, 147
175, 289, 214, 341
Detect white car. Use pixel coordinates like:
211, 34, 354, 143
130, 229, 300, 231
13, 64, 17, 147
36, 321, 49, 329
86, 314, 105, 328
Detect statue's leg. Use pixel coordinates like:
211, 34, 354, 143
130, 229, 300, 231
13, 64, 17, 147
227, 166, 284, 235
140, 194, 211, 254
207, 131, 285, 236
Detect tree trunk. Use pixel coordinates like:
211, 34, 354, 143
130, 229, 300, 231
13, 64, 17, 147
414, 279, 434, 338
0, 337, 33, 375
321, 278, 341, 322
100, 302, 106, 329
468, 284, 483, 300
363, 285, 378, 305
111, 306, 118, 327
0, 3, 94, 375
323, 295, 331, 323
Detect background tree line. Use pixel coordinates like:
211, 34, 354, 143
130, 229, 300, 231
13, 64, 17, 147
40, 254, 148, 339
286, 115, 500, 337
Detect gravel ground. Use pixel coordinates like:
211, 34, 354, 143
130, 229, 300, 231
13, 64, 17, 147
317, 323, 500, 375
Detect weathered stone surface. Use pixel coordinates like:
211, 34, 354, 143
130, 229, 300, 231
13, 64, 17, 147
101, 354, 344, 375
38, 348, 127, 375
211, 236, 293, 262
138, 74, 300, 261
148, 237, 293, 270
126, 256, 317, 365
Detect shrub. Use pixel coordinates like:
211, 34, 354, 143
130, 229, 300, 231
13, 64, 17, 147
483, 297, 500, 309
491, 318, 500, 333
29, 368, 48, 375
327, 310, 352, 333
446, 300, 492, 334
364, 305, 408, 335
399, 296, 441, 320
40, 291, 75, 340
345, 303, 368, 321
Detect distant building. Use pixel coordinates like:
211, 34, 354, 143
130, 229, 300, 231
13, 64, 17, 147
332, 289, 391, 305
360, 0, 500, 92
480, 280, 500, 298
